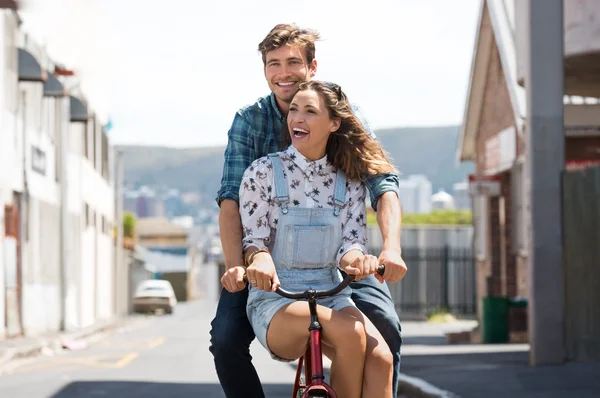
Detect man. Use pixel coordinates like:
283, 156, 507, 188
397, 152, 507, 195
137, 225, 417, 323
210, 23, 407, 398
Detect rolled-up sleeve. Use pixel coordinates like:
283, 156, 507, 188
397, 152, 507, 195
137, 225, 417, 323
239, 159, 273, 252
364, 173, 400, 212
216, 112, 257, 206
336, 182, 369, 267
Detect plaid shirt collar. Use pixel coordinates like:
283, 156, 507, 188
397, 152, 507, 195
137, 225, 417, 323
268, 93, 285, 123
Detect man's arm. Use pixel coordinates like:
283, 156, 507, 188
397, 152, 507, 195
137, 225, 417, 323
218, 200, 247, 293
375, 191, 407, 283
352, 103, 407, 282
219, 200, 244, 269
216, 113, 256, 292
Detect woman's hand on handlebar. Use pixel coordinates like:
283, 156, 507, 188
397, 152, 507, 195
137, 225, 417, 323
342, 254, 380, 282
246, 252, 281, 292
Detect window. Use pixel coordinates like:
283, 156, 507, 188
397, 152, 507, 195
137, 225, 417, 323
101, 131, 109, 180
512, 162, 528, 254
4, 14, 18, 113
84, 120, 89, 159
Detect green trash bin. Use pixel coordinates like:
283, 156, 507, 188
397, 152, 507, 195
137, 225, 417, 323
482, 296, 509, 343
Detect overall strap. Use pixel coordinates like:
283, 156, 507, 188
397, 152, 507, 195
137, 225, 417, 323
268, 153, 290, 214
332, 168, 347, 217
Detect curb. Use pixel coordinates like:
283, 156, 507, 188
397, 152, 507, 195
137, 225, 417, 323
0, 317, 127, 369
397, 373, 460, 398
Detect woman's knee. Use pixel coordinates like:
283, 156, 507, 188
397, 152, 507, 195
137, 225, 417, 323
368, 342, 394, 373
336, 318, 367, 352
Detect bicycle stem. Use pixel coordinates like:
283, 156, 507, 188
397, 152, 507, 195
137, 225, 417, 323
307, 295, 326, 384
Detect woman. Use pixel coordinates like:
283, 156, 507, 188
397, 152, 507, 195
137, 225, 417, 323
239, 81, 396, 398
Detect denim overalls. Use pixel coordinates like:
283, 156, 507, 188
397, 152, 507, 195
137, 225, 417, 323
246, 153, 355, 361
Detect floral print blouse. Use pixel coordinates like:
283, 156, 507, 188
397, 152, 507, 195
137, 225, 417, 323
240, 145, 368, 267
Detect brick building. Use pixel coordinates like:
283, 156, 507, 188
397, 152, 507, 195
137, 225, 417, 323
457, 0, 600, 342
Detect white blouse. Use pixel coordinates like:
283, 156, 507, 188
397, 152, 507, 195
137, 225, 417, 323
239, 145, 368, 266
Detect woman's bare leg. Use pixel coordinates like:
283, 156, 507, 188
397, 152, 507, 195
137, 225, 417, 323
341, 307, 394, 398
267, 302, 367, 398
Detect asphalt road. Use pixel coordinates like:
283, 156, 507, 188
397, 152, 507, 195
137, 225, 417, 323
0, 299, 298, 398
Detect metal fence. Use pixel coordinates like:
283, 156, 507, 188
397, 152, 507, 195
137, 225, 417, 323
369, 245, 477, 320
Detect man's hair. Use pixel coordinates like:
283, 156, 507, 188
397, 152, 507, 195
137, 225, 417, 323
258, 23, 320, 65
281, 81, 398, 181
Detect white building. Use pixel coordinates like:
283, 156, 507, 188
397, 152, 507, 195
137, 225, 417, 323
431, 188, 455, 210
0, 8, 115, 339
452, 181, 471, 210
397, 175, 432, 214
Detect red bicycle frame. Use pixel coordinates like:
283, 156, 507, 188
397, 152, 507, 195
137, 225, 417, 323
291, 294, 336, 398
271, 265, 384, 398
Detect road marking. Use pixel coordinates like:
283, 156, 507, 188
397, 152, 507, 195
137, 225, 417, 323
4, 336, 165, 374
149, 336, 165, 348
97, 336, 165, 349
11, 352, 140, 372
114, 352, 139, 368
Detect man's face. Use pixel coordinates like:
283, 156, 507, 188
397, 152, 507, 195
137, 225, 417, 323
264, 45, 317, 109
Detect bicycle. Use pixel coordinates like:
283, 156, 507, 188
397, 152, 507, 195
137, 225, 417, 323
271, 265, 386, 398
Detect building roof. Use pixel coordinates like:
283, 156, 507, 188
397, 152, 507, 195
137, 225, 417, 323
457, 0, 526, 164
432, 189, 454, 203
137, 217, 188, 238
135, 245, 189, 273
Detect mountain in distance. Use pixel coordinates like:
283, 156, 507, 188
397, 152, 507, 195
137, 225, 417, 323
117, 125, 474, 201
375, 126, 474, 191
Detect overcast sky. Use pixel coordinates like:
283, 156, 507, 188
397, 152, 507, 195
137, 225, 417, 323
19, 0, 481, 148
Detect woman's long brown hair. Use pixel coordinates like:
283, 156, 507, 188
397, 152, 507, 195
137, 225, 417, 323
281, 81, 398, 181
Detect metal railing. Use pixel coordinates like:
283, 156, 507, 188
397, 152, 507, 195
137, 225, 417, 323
369, 245, 477, 319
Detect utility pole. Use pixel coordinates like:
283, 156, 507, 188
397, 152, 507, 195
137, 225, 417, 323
524, 0, 565, 365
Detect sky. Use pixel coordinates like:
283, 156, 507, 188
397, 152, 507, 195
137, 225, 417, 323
18, 0, 481, 148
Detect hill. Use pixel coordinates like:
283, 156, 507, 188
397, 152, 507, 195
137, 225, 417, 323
117, 126, 474, 201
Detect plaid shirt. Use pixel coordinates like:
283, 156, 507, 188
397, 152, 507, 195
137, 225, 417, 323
216, 93, 399, 211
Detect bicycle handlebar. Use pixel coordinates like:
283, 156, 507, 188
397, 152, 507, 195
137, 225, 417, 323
275, 264, 386, 300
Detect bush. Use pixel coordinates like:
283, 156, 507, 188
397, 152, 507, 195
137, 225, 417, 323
367, 209, 472, 225
123, 212, 137, 238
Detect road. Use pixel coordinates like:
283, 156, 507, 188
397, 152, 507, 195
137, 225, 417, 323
0, 299, 298, 398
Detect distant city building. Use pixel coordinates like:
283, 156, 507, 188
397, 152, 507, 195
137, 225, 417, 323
163, 189, 184, 218
431, 188, 455, 210
452, 181, 471, 210
123, 186, 164, 218
397, 175, 432, 214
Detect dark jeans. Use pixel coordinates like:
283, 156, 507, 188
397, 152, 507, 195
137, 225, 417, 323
209, 275, 402, 398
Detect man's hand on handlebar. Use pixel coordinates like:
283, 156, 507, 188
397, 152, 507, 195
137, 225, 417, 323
341, 254, 380, 282
221, 266, 247, 293
377, 248, 408, 283
246, 252, 281, 292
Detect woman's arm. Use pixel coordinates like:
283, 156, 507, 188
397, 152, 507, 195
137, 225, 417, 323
238, 158, 279, 292
336, 182, 379, 280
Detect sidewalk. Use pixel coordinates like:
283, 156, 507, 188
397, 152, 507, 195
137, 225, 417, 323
0, 317, 132, 370
398, 321, 600, 398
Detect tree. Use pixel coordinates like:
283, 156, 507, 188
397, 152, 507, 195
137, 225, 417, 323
123, 212, 137, 238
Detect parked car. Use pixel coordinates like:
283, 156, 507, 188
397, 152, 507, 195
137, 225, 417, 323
133, 279, 177, 314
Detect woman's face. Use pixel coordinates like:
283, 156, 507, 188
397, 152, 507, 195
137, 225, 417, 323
287, 89, 340, 161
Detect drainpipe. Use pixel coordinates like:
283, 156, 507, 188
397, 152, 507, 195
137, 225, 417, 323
114, 150, 124, 315
59, 96, 70, 332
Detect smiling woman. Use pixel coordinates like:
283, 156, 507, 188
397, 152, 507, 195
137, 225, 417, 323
240, 80, 399, 398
